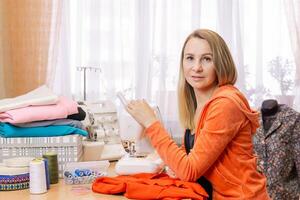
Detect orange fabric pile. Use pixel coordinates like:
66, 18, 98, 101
92, 173, 208, 200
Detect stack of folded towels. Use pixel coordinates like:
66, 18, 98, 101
0, 85, 88, 138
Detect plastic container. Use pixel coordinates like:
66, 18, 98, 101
0, 134, 83, 178
63, 160, 110, 185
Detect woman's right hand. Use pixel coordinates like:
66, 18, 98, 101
165, 166, 177, 178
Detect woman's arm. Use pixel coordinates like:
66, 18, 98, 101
145, 97, 246, 181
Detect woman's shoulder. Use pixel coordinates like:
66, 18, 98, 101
206, 94, 241, 116
214, 84, 242, 97
206, 85, 259, 132
210, 85, 250, 109
205, 85, 256, 117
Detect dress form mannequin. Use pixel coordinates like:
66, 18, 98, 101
261, 99, 279, 131
255, 100, 300, 199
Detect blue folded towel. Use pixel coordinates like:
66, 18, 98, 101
0, 122, 88, 138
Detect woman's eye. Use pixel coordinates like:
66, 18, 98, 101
203, 57, 212, 61
186, 56, 193, 60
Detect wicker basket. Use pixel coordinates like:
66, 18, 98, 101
0, 135, 83, 177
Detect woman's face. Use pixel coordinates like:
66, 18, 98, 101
183, 37, 217, 92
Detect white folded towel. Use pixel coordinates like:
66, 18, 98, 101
0, 85, 59, 112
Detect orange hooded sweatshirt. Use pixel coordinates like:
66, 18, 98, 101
145, 85, 271, 200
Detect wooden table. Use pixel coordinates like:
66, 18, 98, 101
0, 162, 128, 200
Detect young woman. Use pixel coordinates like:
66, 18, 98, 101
126, 29, 270, 200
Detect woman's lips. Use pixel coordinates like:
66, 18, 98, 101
191, 76, 204, 81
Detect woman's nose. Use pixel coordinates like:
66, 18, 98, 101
192, 59, 203, 71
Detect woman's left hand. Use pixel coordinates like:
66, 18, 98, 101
126, 99, 158, 128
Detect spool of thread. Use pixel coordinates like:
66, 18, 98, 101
29, 159, 47, 194
36, 158, 50, 190
74, 169, 84, 177
43, 158, 50, 190
43, 152, 59, 184
64, 171, 73, 179
83, 169, 91, 176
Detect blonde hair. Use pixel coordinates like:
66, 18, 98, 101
178, 29, 237, 130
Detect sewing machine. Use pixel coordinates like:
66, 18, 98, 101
115, 93, 163, 175
80, 100, 126, 161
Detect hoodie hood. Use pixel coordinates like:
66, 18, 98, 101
210, 85, 259, 134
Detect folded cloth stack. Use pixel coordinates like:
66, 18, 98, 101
92, 173, 208, 200
0, 85, 87, 138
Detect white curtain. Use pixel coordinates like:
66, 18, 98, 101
284, 0, 300, 111
50, 0, 297, 141
46, 0, 71, 97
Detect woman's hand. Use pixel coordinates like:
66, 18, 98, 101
126, 99, 158, 128
165, 166, 177, 178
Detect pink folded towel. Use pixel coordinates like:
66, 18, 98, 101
0, 97, 78, 124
